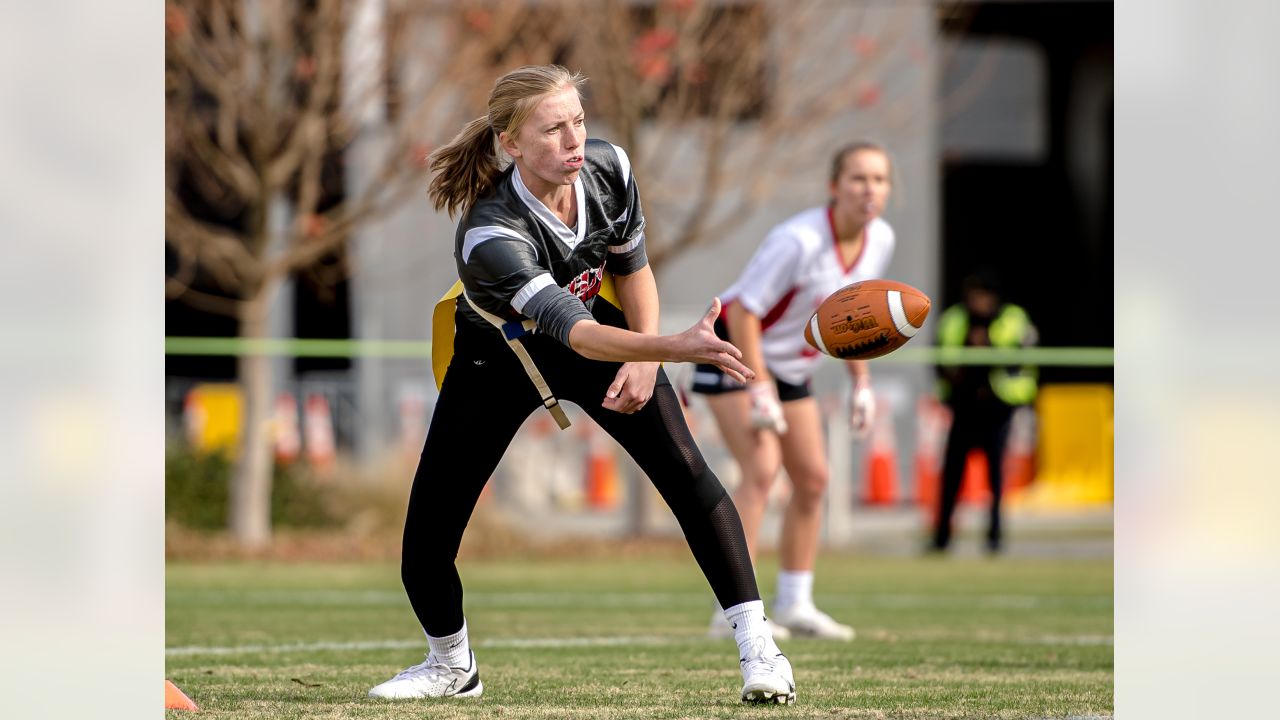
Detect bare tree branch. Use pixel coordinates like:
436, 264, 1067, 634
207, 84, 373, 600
164, 276, 244, 318
268, 0, 343, 188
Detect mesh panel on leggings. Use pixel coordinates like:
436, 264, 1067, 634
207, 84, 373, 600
702, 493, 761, 608
652, 387, 708, 480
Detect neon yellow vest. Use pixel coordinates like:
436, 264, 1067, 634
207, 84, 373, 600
936, 303, 1038, 405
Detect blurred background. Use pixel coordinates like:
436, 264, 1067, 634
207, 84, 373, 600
163, 0, 1113, 559
28, 0, 1280, 717
25, 0, 1280, 717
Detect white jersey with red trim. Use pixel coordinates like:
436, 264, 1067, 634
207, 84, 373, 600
722, 206, 896, 385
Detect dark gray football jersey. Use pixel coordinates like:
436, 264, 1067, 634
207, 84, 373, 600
455, 138, 647, 345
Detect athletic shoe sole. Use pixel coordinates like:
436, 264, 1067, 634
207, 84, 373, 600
368, 675, 483, 699
742, 686, 797, 705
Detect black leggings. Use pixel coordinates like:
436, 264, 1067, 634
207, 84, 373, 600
401, 328, 760, 637
932, 407, 1013, 549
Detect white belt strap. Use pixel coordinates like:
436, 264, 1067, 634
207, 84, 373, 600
461, 293, 571, 430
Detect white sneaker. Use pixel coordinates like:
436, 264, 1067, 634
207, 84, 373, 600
740, 650, 796, 704
772, 603, 855, 641
707, 609, 791, 640
368, 651, 483, 699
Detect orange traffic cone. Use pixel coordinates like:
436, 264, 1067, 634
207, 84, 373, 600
913, 396, 949, 510
303, 392, 336, 475
583, 422, 620, 510
165, 680, 198, 711
862, 392, 898, 505
959, 450, 992, 504
274, 392, 300, 464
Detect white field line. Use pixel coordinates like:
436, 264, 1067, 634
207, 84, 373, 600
1034, 634, 1113, 646
166, 635, 672, 657
166, 632, 1110, 658
166, 590, 1111, 610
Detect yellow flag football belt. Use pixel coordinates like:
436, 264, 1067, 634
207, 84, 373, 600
431, 273, 621, 431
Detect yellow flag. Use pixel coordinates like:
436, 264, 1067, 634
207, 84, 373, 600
431, 273, 619, 390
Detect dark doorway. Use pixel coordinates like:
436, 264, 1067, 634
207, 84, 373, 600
939, 1, 1113, 382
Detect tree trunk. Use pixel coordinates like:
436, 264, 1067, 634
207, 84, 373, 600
229, 287, 277, 549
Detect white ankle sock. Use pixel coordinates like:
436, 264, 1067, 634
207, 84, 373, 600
775, 569, 814, 611
426, 620, 471, 669
724, 600, 782, 659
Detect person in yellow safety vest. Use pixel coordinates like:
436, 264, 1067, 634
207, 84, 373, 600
930, 269, 1037, 554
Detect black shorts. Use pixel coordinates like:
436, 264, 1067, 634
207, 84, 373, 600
688, 317, 812, 402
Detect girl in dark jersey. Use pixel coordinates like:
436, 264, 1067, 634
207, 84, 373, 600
367, 65, 794, 705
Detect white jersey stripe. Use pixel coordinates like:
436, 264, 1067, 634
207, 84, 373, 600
462, 225, 539, 264
609, 236, 642, 254
610, 143, 632, 186
512, 273, 555, 313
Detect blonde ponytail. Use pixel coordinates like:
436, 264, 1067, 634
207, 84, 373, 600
426, 65, 587, 218
427, 115, 501, 218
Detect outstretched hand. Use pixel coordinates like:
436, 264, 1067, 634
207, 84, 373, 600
672, 298, 756, 383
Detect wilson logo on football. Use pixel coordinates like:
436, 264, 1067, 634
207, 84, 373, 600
832, 316, 879, 335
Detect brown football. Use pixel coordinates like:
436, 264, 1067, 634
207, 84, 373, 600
803, 279, 931, 360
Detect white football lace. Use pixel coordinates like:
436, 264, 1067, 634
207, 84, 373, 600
741, 635, 767, 660
393, 656, 454, 682
742, 635, 782, 679
743, 654, 780, 679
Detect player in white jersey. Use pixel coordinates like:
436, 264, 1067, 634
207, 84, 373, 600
692, 144, 896, 640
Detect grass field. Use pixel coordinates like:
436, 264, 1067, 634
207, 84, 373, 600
166, 554, 1112, 719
